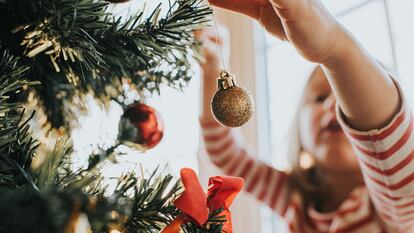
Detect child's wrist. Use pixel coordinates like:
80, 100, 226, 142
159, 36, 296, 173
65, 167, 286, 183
201, 65, 221, 78
320, 27, 358, 67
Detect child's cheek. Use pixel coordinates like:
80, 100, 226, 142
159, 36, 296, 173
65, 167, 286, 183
299, 106, 320, 149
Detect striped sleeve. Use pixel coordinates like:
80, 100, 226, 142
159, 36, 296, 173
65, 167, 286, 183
199, 119, 290, 216
336, 81, 414, 232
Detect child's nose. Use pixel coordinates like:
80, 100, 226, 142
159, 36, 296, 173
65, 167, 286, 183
323, 93, 337, 113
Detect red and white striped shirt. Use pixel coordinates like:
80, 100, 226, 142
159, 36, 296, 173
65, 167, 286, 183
200, 90, 414, 232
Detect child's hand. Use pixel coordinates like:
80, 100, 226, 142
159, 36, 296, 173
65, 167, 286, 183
208, 0, 345, 64
195, 26, 230, 74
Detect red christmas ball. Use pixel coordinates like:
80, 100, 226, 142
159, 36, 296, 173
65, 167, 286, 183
118, 102, 164, 151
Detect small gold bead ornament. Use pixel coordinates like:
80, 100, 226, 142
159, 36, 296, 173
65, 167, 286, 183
211, 71, 254, 127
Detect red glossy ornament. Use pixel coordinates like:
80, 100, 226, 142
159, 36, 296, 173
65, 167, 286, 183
118, 102, 164, 151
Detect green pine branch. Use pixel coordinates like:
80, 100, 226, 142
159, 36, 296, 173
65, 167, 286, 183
0, 0, 211, 129
124, 170, 182, 232
32, 132, 106, 196
0, 46, 39, 189
182, 208, 226, 233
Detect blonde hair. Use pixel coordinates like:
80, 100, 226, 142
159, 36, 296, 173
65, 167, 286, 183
286, 66, 320, 173
285, 66, 327, 214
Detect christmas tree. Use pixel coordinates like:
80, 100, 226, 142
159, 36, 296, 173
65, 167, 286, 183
0, 0, 240, 232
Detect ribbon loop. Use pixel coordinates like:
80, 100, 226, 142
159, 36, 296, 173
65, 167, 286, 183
208, 176, 244, 211
173, 168, 208, 226
161, 168, 243, 233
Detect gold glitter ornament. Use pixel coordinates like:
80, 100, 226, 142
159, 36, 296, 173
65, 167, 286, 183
211, 71, 254, 127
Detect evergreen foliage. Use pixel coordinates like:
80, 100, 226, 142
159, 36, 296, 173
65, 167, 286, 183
0, 0, 225, 232
0, 0, 210, 128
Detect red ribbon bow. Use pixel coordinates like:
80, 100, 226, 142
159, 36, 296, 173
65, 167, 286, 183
162, 168, 244, 233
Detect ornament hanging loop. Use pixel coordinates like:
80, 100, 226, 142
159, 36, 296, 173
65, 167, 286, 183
219, 70, 229, 79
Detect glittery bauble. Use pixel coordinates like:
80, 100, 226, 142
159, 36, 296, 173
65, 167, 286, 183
118, 102, 164, 151
211, 75, 254, 127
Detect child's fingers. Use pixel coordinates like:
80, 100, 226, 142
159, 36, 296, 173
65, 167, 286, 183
195, 25, 228, 45
204, 41, 217, 54
194, 30, 203, 39
194, 27, 215, 40
208, 0, 263, 20
207, 35, 222, 45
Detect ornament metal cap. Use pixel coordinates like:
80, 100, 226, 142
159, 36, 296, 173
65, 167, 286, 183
217, 71, 236, 90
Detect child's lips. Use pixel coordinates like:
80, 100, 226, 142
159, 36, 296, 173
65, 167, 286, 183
323, 120, 343, 133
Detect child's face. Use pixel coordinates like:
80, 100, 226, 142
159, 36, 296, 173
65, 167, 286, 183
298, 67, 360, 173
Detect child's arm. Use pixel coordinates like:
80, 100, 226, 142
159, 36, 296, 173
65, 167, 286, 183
199, 119, 290, 216
336, 84, 414, 232
208, 0, 400, 131
197, 29, 291, 217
